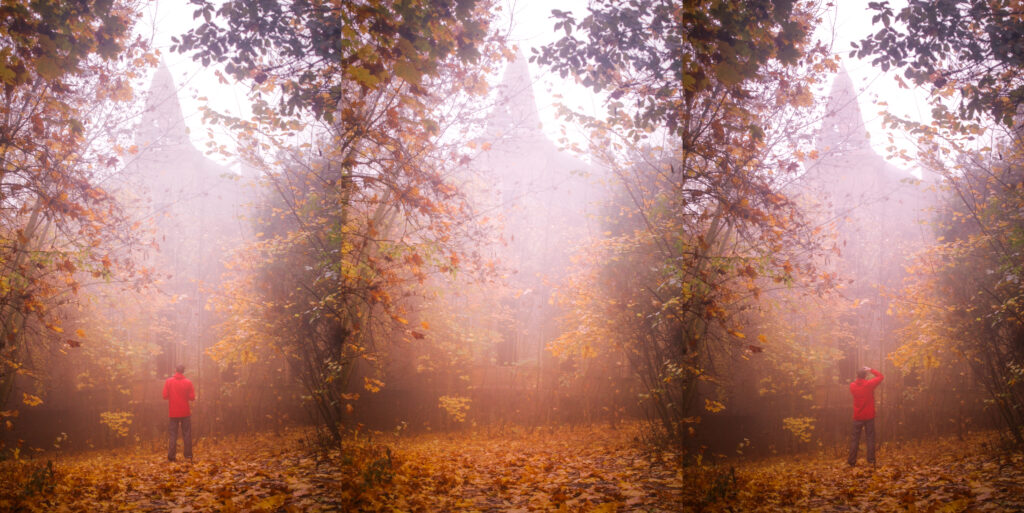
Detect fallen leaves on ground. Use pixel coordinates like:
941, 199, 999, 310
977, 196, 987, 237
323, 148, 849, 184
342, 423, 682, 512
685, 431, 1024, 512
1, 425, 1022, 512
0, 428, 342, 512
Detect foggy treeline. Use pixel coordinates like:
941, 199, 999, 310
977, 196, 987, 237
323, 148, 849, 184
1, 0, 1023, 478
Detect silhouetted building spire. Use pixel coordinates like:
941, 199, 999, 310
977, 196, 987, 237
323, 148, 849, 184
815, 66, 869, 157
473, 49, 598, 365
484, 50, 543, 142
799, 66, 938, 400
136, 60, 190, 152
120, 60, 252, 378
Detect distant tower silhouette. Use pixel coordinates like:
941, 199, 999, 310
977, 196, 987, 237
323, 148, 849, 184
482, 51, 543, 144
806, 67, 890, 201
135, 61, 191, 153
801, 67, 936, 440
120, 61, 250, 380
815, 66, 870, 158
473, 51, 598, 366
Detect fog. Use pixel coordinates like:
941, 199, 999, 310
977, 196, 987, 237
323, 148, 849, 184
2, 0, 1022, 510
0, 34, 982, 453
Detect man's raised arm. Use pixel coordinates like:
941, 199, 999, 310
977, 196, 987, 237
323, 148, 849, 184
869, 368, 884, 384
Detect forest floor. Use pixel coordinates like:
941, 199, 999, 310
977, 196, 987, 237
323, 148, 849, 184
0, 422, 1022, 512
686, 431, 1024, 512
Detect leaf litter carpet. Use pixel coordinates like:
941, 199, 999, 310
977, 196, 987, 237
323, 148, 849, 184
1, 424, 1022, 512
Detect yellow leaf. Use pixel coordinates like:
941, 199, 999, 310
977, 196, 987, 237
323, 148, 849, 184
253, 493, 287, 511
364, 377, 384, 393
23, 393, 43, 407
705, 399, 725, 413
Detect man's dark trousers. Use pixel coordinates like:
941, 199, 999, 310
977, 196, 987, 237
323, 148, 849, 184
847, 418, 875, 465
168, 417, 192, 461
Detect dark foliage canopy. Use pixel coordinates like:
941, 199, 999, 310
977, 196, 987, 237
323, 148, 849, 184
533, 0, 809, 135
854, 0, 1024, 126
172, 0, 487, 122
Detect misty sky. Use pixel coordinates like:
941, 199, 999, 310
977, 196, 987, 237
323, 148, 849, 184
138, 0, 927, 172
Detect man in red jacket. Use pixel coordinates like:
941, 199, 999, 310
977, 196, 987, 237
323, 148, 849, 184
163, 364, 196, 461
848, 366, 884, 466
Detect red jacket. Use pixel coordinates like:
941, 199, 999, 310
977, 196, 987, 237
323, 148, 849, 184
850, 368, 883, 420
163, 373, 195, 418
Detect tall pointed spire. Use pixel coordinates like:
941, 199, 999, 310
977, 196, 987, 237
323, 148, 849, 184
484, 50, 542, 140
136, 60, 190, 152
815, 67, 869, 156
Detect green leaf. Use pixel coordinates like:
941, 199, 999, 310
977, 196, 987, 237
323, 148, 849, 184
394, 60, 421, 86
0, 63, 15, 84
397, 37, 417, 58
422, 118, 439, 135
714, 62, 741, 86
349, 66, 379, 88
681, 73, 696, 91
35, 56, 60, 80
749, 124, 765, 141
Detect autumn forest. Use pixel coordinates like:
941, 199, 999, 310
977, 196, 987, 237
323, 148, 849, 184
2, 0, 1024, 511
